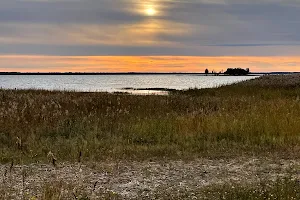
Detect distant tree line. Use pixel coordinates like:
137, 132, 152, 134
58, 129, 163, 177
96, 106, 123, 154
205, 69, 223, 76
224, 68, 250, 75
205, 68, 250, 76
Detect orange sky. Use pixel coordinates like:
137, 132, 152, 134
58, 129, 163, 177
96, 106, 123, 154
1, 55, 299, 73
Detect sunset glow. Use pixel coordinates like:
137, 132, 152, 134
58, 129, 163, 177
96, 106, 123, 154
1, 55, 299, 73
145, 8, 156, 16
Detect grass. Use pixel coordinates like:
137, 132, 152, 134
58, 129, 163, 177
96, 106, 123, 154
0, 180, 121, 200
204, 178, 300, 200
3, 177, 300, 199
1, 74, 300, 163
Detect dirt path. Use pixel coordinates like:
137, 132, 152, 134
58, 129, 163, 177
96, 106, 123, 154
1, 157, 300, 199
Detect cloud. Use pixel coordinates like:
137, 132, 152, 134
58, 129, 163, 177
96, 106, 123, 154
0, 20, 190, 47
0, 0, 300, 59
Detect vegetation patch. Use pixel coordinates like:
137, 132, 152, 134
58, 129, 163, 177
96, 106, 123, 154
1, 74, 300, 163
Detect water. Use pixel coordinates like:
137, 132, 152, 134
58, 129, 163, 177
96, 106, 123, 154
0, 75, 258, 95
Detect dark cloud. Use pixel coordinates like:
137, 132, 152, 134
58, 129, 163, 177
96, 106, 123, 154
0, 0, 143, 24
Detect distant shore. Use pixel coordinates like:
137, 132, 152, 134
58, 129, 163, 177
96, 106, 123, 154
0, 72, 295, 75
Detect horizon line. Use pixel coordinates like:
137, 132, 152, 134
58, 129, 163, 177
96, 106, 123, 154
1, 72, 299, 75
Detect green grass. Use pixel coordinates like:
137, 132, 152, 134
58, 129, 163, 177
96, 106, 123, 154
1, 74, 300, 163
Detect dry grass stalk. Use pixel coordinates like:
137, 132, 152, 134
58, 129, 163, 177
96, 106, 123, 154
47, 151, 57, 167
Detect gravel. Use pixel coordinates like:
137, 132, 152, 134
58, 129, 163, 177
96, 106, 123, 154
1, 157, 299, 199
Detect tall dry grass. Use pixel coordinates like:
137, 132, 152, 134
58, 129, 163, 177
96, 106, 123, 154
1, 74, 300, 163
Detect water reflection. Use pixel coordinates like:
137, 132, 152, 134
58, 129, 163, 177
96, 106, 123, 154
0, 75, 258, 95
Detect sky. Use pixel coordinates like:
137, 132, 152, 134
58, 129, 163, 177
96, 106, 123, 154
1, 0, 300, 72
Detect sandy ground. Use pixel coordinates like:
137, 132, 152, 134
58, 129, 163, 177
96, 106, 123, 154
1, 157, 300, 199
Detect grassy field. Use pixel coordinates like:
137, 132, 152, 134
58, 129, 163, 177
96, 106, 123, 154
1, 74, 300, 163
1, 74, 300, 199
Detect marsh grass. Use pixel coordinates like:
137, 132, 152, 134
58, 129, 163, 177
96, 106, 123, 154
155, 177, 300, 200
204, 178, 300, 200
1, 75, 300, 163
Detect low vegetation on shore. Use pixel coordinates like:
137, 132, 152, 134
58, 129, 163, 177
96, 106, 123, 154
1, 74, 300, 163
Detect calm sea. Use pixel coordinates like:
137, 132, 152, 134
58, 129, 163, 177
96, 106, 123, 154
0, 75, 258, 95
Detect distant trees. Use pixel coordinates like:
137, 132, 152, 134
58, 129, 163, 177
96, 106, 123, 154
224, 68, 250, 76
204, 69, 222, 76
204, 68, 249, 76
205, 69, 209, 75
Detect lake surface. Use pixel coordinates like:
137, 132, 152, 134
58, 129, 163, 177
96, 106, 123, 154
0, 75, 258, 94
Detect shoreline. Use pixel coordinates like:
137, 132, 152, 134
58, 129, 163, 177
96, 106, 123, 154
0, 72, 274, 76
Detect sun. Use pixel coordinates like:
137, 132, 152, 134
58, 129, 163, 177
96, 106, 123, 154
145, 8, 156, 16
